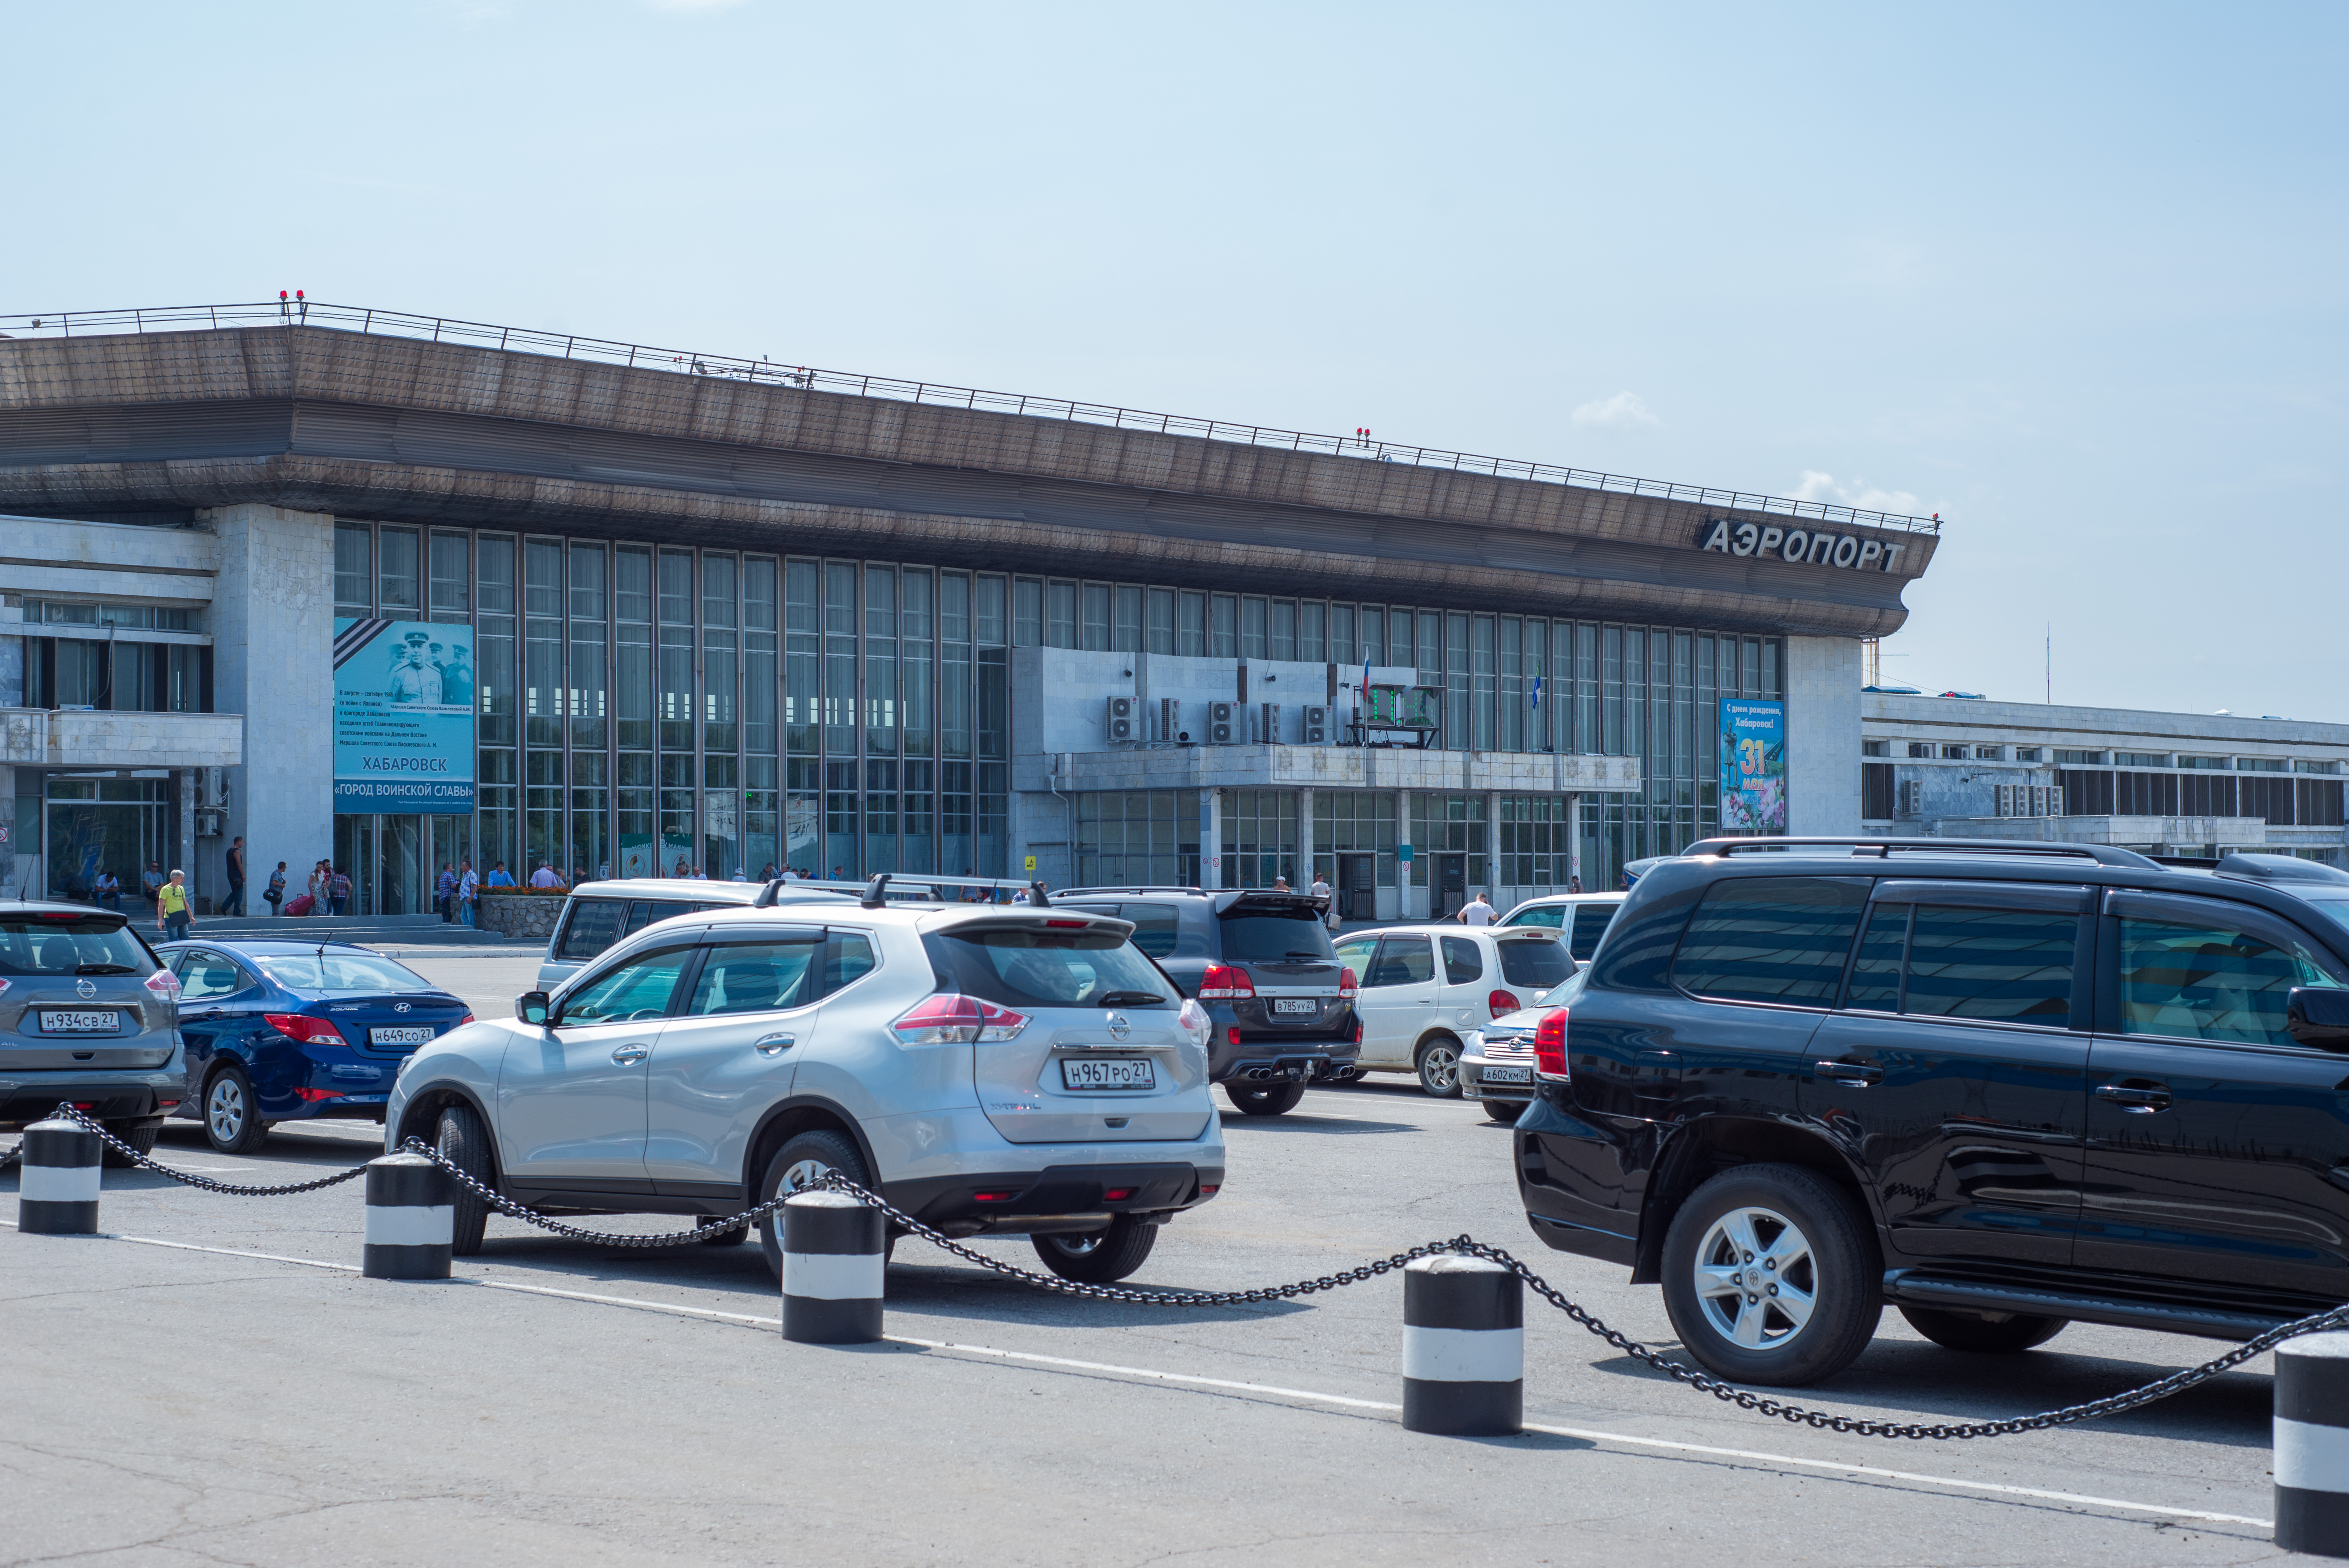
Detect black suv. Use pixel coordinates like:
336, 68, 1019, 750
1053, 888, 1360, 1115
1514, 837, 2349, 1386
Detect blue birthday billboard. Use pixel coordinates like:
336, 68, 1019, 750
333, 618, 476, 814
1719, 698, 1787, 836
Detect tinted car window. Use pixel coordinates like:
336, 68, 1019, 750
925, 929, 1170, 1009
1441, 937, 1484, 985
1570, 904, 1620, 961
1902, 906, 2078, 1023
1845, 905, 1907, 1011
178, 951, 250, 1001
1497, 939, 1572, 988
687, 940, 818, 1015
1670, 877, 1870, 1005
559, 898, 628, 960
1217, 904, 1336, 961
821, 933, 878, 995
624, 899, 701, 937
2117, 914, 2345, 1046
562, 946, 693, 1023
1122, 903, 1181, 959
1367, 935, 1434, 987
1506, 905, 1565, 929
0, 915, 156, 975
251, 952, 437, 992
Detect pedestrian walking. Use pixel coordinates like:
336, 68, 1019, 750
223, 836, 247, 918
1310, 871, 1336, 931
435, 863, 458, 923
1457, 890, 1498, 927
265, 861, 288, 916
457, 859, 479, 927
1567, 875, 1582, 895
329, 865, 353, 917
156, 869, 192, 940
307, 860, 330, 916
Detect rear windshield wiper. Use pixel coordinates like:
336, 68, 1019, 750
1283, 951, 1327, 959
1096, 991, 1164, 1006
76, 963, 139, 976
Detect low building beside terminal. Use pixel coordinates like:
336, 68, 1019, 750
0, 303, 1940, 915
1862, 694, 2349, 862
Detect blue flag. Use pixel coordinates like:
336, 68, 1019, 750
1530, 671, 1544, 709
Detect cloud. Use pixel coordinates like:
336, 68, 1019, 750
1570, 391, 1658, 430
1789, 469, 1924, 516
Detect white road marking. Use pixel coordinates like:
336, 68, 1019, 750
6, 1221, 2275, 1528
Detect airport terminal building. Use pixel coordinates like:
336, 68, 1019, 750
0, 303, 1935, 917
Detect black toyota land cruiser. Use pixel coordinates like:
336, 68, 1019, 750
1513, 837, 2349, 1386
1054, 887, 1360, 1116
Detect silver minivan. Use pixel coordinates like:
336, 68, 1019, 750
0, 903, 187, 1161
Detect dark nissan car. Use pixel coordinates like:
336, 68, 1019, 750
1054, 888, 1359, 1115
0, 904, 185, 1162
1515, 837, 2349, 1387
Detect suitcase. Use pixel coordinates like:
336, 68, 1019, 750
284, 893, 316, 917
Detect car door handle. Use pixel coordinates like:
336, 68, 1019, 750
1814, 1059, 1884, 1085
187, 1009, 226, 1021
755, 1033, 796, 1056
611, 1045, 649, 1066
2096, 1081, 2172, 1113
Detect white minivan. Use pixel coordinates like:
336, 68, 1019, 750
1329, 924, 1574, 1097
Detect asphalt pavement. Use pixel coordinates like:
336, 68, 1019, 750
1, 948, 2296, 1565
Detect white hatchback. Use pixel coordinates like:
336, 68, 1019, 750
1329, 924, 1575, 1097
389, 898, 1225, 1285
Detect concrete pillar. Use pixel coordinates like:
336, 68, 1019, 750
1395, 788, 1413, 918
0, 762, 14, 896
1784, 636, 1864, 836
1483, 790, 1500, 899
178, 768, 196, 908
1199, 788, 1221, 889
1567, 793, 1583, 889
1297, 786, 1315, 887
205, 505, 336, 898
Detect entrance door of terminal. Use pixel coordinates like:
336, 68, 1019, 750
1337, 853, 1378, 922
1434, 854, 1467, 919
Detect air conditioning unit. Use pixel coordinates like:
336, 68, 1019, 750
1301, 704, 1330, 745
1259, 702, 1282, 745
1105, 695, 1135, 744
1207, 701, 1236, 745
1897, 780, 1924, 816
1159, 696, 1179, 744
194, 810, 223, 838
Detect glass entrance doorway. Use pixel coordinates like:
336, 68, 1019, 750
45, 777, 177, 904
332, 813, 470, 915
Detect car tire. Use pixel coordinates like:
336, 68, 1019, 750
1415, 1035, 1464, 1098
101, 1118, 162, 1167
1479, 1100, 1522, 1123
203, 1066, 269, 1155
1032, 1215, 1157, 1284
756, 1129, 872, 1284
1660, 1163, 1882, 1388
434, 1103, 495, 1257
1223, 1081, 1306, 1116
1898, 1306, 2068, 1354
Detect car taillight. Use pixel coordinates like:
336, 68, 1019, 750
1487, 989, 1520, 1019
458, 1012, 475, 1026
891, 993, 1030, 1045
264, 1013, 348, 1047
1338, 966, 1359, 1000
1198, 963, 1255, 1000
1534, 1007, 1569, 1079
144, 969, 179, 1003
1177, 997, 1212, 1049
292, 1086, 346, 1102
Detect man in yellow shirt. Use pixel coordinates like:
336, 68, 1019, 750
156, 870, 192, 940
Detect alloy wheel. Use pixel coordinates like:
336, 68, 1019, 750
207, 1076, 246, 1144
780, 1157, 834, 1193
1691, 1205, 1816, 1352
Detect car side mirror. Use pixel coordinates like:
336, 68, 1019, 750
517, 990, 552, 1026
2286, 987, 2349, 1051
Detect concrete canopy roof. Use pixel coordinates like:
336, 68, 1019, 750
0, 324, 1931, 637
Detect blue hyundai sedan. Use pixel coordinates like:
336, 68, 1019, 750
156, 940, 472, 1153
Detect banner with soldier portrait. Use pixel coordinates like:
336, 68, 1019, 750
332, 618, 477, 814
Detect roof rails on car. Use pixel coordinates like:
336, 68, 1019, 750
1681, 836, 2162, 870
1055, 886, 1208, 897
2217, 853, 2349, 886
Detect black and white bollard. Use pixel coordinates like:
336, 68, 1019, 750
2276, 1330, 2349, 1556
781, 1190, 885, 1345
17, 1117, 103, 1236
363, 1152, 454, 1280
1402, 1253, 1523, 1436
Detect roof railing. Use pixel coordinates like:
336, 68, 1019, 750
0, 299, 1943, 537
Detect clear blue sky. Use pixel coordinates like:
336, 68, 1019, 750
9, 2, 2343, 718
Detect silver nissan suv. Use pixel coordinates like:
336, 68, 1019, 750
386, 895, 1225, 1284
0, 903, 187, 1162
